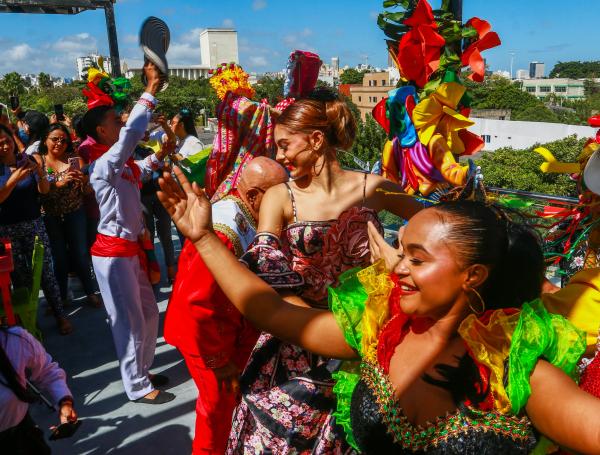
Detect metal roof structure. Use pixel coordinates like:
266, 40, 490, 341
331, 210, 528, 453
0, 1, 122, 76
0, 0, 113, 14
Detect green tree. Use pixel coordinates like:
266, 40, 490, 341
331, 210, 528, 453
1, 72, 26, 98
340, 68, 366, 85
467, 76, 560, 123
550, 61, 600, 79
38, 72, 52, 89
253, 75, 284, 105
475, 135, 585, 197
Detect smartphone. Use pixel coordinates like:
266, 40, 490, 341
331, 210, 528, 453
68, 157, 80, 171
9, 95, 19, 110
49, 420, 82, 441
54, 104, 65, 121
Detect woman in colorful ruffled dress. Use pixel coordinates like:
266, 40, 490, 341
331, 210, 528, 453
158, 172, 600, 454
230, 89, 422, 452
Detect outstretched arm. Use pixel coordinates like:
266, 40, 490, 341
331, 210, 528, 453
526, 360, 600, 453
366, 175, 423, 219
158, 167, 356, 360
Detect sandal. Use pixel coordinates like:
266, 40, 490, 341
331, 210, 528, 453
134, 390, 176, 404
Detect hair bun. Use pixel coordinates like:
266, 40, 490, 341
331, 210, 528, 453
306, 87, 339, 102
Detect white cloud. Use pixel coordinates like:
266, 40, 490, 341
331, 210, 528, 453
252, 0, 267, 10
301, 28, 312, 37
7, 44, 33, 61
248, 56, 268, 67
123, 34, 138, 44
222, 18, 235, 28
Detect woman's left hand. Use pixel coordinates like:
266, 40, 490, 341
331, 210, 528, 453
368, 221, 404, 271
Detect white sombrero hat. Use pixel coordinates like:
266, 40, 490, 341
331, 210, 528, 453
139, 16, 170, 91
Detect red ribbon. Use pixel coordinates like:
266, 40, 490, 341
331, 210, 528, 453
88, 141, 142, 188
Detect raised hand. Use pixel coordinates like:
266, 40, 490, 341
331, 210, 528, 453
368, 221, 404, 272
157, 166, 213, 243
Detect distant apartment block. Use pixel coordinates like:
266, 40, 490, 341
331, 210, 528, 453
529, 61, 545, 79
521, 78, 588, 100
349, 72, 394, 120
76, 54, 112, 80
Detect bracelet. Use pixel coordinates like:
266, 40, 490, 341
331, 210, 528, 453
58, 396, 74, 406
137, 97, 156, 111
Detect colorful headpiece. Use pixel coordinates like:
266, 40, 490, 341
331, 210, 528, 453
283, 50, 321, 99
209, 63, 255, 101
81, 59, 132, 111
374, 0, 500, 196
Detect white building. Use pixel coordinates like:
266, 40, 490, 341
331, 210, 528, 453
521, 78, 588, 100
529, 61, 545, 79
200, 28, 239, 68
76, 54, 112, 80
471, 118, 595, 151
515, 69, 529, 80
124, 29, 239, 81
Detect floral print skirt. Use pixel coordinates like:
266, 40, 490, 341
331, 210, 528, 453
226, 333, 355, 454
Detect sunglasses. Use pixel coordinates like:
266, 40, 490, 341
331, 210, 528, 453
48, 137, 68, 144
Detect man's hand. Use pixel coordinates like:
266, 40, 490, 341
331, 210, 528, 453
157, 166, 214, 243
213, 361, 240, 395
143, 60, 162, 96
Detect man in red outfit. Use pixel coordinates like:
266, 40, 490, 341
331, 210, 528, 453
165, 157, 287, 454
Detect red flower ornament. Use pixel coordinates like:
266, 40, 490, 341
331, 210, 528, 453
461, 17, 501, 82
398, 0, 446, 88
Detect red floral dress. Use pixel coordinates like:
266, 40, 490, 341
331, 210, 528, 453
230, 206, 383, 454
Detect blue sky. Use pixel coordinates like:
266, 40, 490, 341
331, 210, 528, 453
0, 0, 596, 78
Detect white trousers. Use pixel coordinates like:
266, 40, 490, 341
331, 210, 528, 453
92, 255, 159, 400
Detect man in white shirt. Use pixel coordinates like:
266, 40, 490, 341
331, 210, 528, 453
83, 62, 174, 404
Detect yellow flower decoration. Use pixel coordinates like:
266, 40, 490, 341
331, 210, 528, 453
209, 63, 255, 100
411, 81, 473, 154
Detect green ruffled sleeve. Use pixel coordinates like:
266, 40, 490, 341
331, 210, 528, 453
508, 299, 586, 413
328, 267, 369, 451
328, 267, 368, 352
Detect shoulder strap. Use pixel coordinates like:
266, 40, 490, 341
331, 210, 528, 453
362, 172, 368, 205
284, 182, 298, 222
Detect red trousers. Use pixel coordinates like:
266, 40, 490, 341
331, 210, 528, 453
181, 352, 244, 455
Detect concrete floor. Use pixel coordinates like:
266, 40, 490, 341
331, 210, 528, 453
29, 234, 197, 455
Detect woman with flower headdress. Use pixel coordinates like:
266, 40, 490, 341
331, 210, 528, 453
158, 166, 600, 454
81, 62, 175, 404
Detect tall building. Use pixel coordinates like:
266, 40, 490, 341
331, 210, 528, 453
76, 54, 111, 80
200, 29, 239, 68
349, 72, 394, 120
529, 61, 545, 79
331, 57, 339, 73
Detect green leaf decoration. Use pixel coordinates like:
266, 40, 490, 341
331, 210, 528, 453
381, 10, 408, 23
461, 26, 478, 39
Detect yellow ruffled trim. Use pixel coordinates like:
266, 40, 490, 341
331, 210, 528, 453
458, 310, 520, 413
356, 260, 394, 362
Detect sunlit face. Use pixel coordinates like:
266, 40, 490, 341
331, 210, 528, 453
170, 116, 186, 138
45, 129, 68, 158
98, 109, 123, 145
0, 132, 15, 162
274, 125, 319, 179
393, 209, 469, 319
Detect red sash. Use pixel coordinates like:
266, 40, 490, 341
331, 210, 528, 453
91, 233, 139, 257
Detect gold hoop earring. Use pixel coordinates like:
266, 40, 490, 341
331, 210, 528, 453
467, 288, 486, 314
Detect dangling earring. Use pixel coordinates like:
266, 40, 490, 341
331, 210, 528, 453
467, 288, 486, 314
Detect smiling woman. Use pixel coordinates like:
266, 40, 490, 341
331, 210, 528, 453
158, 167, 600, 453
38, 123, 100, 313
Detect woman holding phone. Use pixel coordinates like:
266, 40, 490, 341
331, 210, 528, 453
38, 123, 100, 311
0, 124, 72, 335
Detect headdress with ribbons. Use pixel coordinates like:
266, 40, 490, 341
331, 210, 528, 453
81, 58, 131, 112
374, 0, 500, 196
